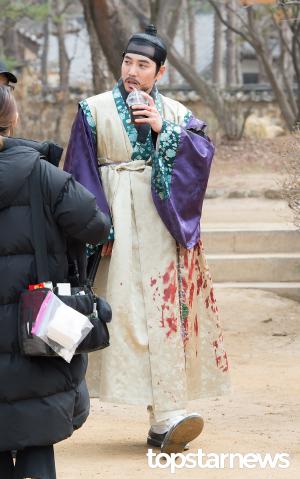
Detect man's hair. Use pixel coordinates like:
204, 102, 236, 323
0, 85, 17, 135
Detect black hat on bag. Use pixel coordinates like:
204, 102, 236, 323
0, 60, 17, 83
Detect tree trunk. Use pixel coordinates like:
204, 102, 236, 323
226, 0, 238, 87
245, 8, 295, 128
81, 0, 112, 92
87, 0, 129, 80
52, 0, 70, 94
4, 20, 18, 59
291, 19, 300, 122
277, 21, 297, 116
212, 6, 225, 87
183, 0, 189, 59
187, 0, 196, 66
149, 0, 160, 24
51, 0, 72, 144
164, 0, 183, 85
41, 16, 49, 95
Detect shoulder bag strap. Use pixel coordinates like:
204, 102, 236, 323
29, 160, 50, 282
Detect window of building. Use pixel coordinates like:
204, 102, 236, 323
243, 73, 259, 84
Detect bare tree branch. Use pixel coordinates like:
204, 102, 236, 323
272, 12, 293, 56
58, 0, 73, 15
167, 0, 183, 40
208, 0, 254, 45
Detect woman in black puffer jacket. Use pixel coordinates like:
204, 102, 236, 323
0, 86, 111, 479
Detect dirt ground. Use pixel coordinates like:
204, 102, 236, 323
55, 288, 300, 478
54, 136, 300, 478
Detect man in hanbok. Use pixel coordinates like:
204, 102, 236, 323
65, 25, 229, 454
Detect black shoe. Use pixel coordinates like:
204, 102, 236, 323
147, 429, 190, 450
147, 430, 167, 448
160, 414, 204, 454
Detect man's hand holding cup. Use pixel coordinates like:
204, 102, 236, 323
126, 90, 162, 133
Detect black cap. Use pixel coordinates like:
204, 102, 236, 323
124, 25, 167, 67
0, 60, 17, 83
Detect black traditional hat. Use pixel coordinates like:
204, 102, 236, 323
0, 60, 17, 83
124, 25, 167, 66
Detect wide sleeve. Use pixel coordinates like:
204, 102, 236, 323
64, 106, 111, 218
151, 115, 214, 249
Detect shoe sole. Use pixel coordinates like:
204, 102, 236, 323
160, 414, 204, 454
147, 437, 190, 451
147, 436, 162, 448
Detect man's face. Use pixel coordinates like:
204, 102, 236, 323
121, 53, 165, 93
0, 74, 9, 86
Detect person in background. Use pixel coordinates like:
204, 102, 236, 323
0, 60, 17, 88
65, 24, 229, 454
0, 85, 111, 479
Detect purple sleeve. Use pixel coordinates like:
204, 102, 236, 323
151, 115, 214, 249
64, 108, 110, 217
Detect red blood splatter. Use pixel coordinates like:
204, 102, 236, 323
210, 288, 216, 303
222, 352, 229, 372
205, 297, 210, 309
163, 282, 177, 304
166, 315, 177, 337
160, 304, 166, 327
203, 280, 207, 289
196, 273, 203, 295
150, 277, 157, 287
184, 317, 188, 334
184, 251, 189, 269
163, 272, 170, 284
182, 277, 188, 291
188, 252, 195, 281
189, 282, 195, 307
194, 314, 199, 336
213, 337, 229, 372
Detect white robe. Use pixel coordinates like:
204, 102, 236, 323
86, 91, 230, 415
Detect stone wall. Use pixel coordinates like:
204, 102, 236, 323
13, 87, 285, 153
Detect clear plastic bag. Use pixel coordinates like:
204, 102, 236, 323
31, 290, 94, 362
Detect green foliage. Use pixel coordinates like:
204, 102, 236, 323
0, 0, 49, 22
0, 55, 18, 69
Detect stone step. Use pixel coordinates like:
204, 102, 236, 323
206, 253, 300, 283
202, 198, 293, 225
202, 225, 300, 254
215, 283, 300, 302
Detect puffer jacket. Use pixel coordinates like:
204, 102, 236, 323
0, 143, 110, 451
